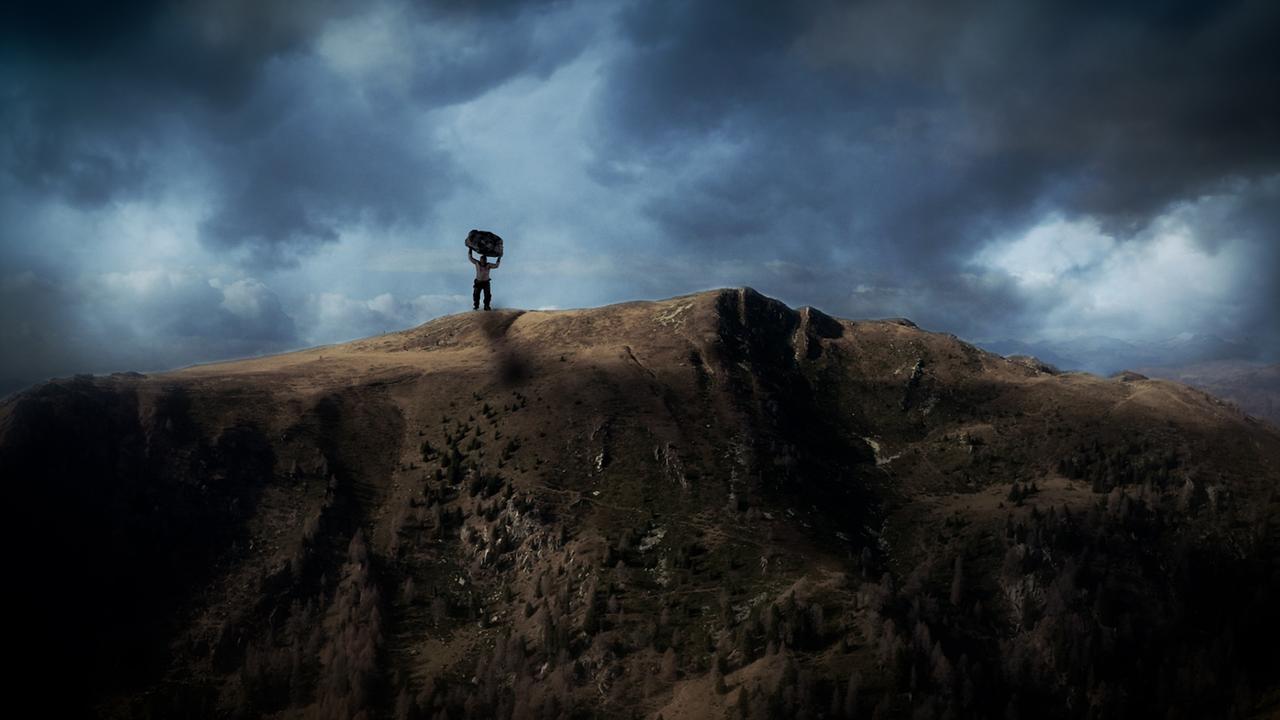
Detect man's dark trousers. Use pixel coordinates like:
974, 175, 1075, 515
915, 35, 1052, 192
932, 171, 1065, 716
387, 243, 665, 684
473, 280, 491, 310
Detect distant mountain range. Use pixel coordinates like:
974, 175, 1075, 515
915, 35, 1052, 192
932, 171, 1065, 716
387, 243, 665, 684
978, 333, 1265, 377
1134, 361, 1280, 426
979, 334, 1279, 426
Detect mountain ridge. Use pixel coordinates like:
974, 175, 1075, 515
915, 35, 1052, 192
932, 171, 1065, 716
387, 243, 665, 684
978, 332, 1266, 377
4, 288, 1278, 719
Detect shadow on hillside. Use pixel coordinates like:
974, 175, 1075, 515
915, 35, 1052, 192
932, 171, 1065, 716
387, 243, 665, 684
476, 311, 532, 386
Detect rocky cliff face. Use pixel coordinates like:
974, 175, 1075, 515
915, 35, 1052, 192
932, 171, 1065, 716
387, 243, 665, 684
4, 289, 1278, 719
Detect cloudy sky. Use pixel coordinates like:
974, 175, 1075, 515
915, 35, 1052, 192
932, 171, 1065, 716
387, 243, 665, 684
2, 0, 1277, 389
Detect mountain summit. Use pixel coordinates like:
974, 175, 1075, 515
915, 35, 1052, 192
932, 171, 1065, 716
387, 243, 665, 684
4, 288, 1278, 718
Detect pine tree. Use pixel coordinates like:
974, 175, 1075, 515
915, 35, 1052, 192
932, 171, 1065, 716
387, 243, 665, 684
844, 670, 860, 718
661, 647, 678, 681
950, 555, 964, 607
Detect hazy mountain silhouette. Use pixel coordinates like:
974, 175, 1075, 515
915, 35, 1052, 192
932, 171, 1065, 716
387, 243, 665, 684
980, 332, 1263, 377
1135, 360, 1280, 426
4, 289, 1277, 719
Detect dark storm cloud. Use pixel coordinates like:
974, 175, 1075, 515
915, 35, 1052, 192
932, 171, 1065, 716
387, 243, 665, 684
0, 0, 339, 89
0, 0, 351, 203
595, 0, 1280, 335
922, 0, 1280, 229
193, 59, 456, 267
0, 0, 590, 266
1, 0, 371, 259
403, 3, 593, 107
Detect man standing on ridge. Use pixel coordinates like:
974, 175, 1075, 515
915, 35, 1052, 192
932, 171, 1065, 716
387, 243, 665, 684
469, 248, 499, 311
